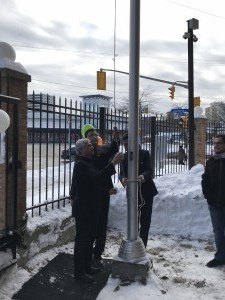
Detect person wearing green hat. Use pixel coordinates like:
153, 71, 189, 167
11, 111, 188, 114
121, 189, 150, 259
78, 124, 120, 268
81, 124, 95, 139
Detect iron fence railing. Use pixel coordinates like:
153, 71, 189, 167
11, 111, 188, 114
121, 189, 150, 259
27, 93, 190, 216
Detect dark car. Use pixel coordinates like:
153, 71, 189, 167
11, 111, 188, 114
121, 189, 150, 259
61, 146, 76, 161
167, 133, 185, 144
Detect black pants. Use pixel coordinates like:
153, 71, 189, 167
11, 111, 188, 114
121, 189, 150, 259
74, 215, 97, 276
93, 191, 110, 259
138, 196, 153, 247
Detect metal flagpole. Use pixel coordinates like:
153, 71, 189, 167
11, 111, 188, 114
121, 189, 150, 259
112, 0, 150, 284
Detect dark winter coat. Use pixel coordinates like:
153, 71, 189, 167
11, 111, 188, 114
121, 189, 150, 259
93, 139, 119, 191
119, 149, 158, 199
71, 139, 119, 191
70, 156, 116, 218
201, 156, 225, 207
177, 148, 187, 161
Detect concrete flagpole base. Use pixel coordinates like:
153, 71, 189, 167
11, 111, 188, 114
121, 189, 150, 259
111, 237, 152, 285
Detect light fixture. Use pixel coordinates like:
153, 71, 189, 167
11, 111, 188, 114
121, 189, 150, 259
0, 109, 10, 133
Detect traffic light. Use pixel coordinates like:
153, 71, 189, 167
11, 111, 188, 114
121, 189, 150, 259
97, 71, 106, 90
144, 105, 148, 113
168, 85, 175, 99
194, 96, 201, 107
179, 116, 188, 129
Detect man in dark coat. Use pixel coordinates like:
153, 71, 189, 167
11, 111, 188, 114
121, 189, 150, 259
119, 133, 158, 247
177, 145, 187, 165
70, 138, 123, 283
201, 134, 225, 268
78, 124, 120, 268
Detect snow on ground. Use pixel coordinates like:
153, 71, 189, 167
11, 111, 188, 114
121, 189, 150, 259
0, 164, 224, 300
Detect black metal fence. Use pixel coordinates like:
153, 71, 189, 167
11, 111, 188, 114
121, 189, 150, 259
26, 94, 190, 216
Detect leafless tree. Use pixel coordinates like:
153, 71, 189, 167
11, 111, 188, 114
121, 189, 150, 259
205, 101, 225, 123
116, 85, 155, 113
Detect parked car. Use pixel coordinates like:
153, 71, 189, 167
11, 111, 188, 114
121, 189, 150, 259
61, 146, 76, 160
167, 133, 185, 144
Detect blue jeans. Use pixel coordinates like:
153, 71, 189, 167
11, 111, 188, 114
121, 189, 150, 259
208, 205, 225, 261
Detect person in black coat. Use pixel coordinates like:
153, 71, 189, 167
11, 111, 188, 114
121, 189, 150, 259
201, 134, 225, 268
81, 124, 120, 267
177, 145, 187, 165
70, 138, 123, 283
119, 133, 158, 247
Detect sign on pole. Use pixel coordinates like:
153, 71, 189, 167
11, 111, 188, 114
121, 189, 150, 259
171, 108, 189, 115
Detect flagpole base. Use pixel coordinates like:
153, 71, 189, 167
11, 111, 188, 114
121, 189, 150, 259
111, 237, 152, 285
118, 237, 147, 262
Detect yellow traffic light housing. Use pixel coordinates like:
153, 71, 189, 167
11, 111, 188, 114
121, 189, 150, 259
97, 71, 106, 90
168, 85, 175, 99
194, 96, 201, 107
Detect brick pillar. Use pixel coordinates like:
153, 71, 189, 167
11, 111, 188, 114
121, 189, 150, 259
194, 116, 207, 165
0, 42, 31, 232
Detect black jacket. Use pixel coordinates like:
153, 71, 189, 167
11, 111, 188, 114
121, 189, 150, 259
201, 156, 225, 207
72, 139, 119, 191
70, 156, 116, 218
119, 149, 158, 199
93, 139, 119, 191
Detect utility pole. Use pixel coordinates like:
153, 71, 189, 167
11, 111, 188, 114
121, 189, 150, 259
183, 18, 199, 169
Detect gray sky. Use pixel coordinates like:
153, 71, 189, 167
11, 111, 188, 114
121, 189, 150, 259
1, 0, 225, 112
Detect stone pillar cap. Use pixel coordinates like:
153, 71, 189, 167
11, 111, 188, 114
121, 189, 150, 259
0, 41, 28, 74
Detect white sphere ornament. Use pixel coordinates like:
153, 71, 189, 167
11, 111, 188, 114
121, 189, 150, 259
194, 106, 205, 118
0, 109, 10, 133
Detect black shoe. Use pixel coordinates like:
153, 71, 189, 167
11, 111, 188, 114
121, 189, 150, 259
86, 266, 101, 275
74, 272, 94, 283
206, 259, 225, 268
92, 257, 103, 268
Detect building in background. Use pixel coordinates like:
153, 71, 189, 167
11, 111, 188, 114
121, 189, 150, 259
27, 93, 115, 143
27, 93, 54, 111
80, 94, 112, 110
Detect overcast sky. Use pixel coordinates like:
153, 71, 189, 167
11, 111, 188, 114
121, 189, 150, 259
1, 0, 225, 111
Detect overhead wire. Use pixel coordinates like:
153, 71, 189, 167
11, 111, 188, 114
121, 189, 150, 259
11, 2, 225, 99
163, 0, 225, 20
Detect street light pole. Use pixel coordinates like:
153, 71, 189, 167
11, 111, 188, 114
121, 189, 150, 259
183, 18, 199, 169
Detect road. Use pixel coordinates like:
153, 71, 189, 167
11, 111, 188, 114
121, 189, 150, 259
27, 143, 70, 170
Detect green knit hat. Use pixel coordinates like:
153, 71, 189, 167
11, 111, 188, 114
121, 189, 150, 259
81, 124, 95, 137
